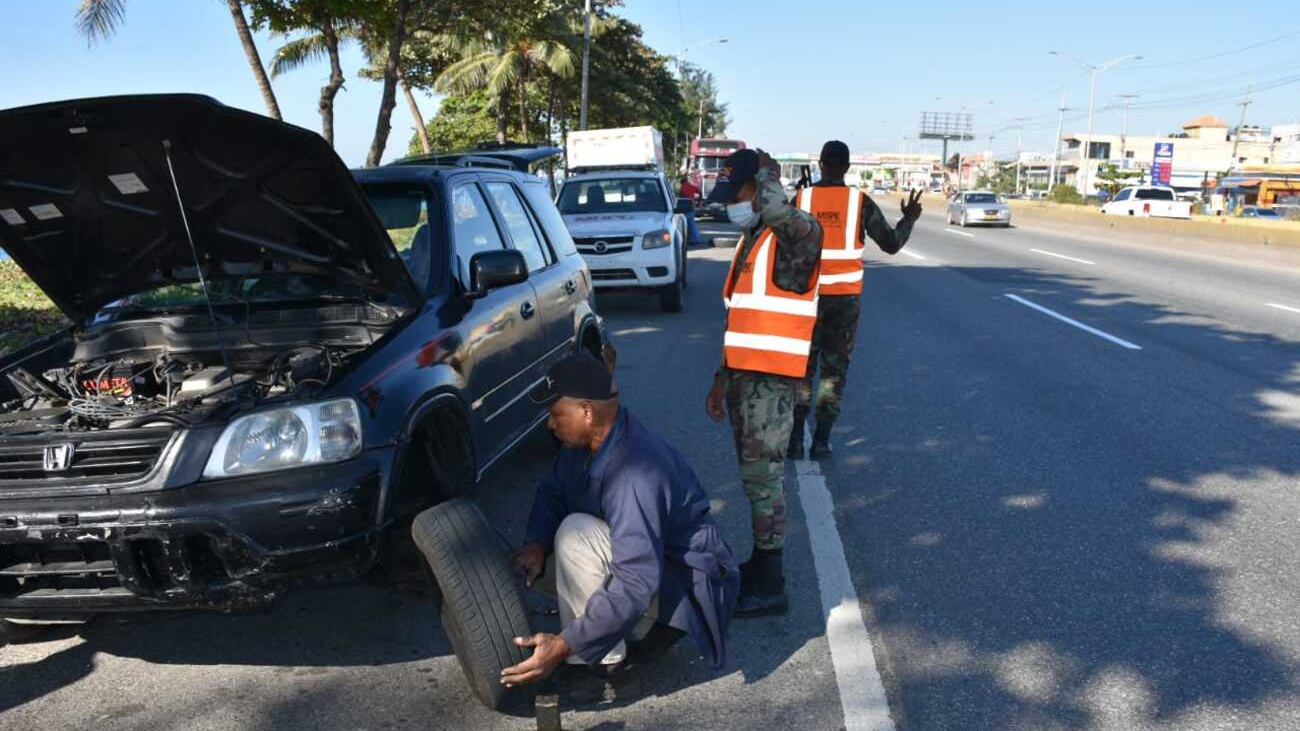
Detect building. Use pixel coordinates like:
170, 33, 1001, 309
1052, 115, 1276, 196
1221, 165, 1300, 208
1273, 123, 1300, 164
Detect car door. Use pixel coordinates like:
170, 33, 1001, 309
447, 178, 546, 461
482, 177, 579, 373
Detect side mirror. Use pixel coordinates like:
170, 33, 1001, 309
674, 198, 695, 214
468, 249, 528, 298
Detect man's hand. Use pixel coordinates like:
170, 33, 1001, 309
500, 633, 572, 687
902, 189, 923, 220
511, 542, 546, 587
706, 380, 727, 423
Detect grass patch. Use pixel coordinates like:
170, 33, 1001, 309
0, 260, 68, 356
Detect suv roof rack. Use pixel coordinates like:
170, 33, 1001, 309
391, 144, 563, 172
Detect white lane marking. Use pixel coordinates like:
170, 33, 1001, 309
1004, 294, 1142, 350
943, 229, 975, 238
795, 425, 896, 731
1030, 248, 1096, 266
901, 250, 926, 260
1267, 303, 1300, 315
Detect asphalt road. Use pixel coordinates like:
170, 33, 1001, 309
4, 209, 1300, 730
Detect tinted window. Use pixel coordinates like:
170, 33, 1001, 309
964, 193, 997, 204
1113, 188, 1132, 201
522, 182, 579, 257
557, 178, 668, 214
1135, 188, 1174, 201
451, 184, 506, 285
485, 182, 551, 273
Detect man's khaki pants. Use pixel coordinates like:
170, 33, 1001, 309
535, 513, 658, 666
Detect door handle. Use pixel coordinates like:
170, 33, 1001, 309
520, 301, 536, 319
563, 280, 577, 295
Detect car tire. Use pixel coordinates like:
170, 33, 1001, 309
660, 251, 685, 313
679, 244, 689, 290
411, 499, 535, 714
0, 618, 46, 646
960, 212, 968, 227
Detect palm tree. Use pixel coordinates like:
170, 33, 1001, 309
270, 21, 355, 147
435, 30, 575, 145
75, 0, 283, 120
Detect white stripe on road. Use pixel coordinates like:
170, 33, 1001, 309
795, 426, 896, 731
1266, 303, 1300, 315
943, 229, 975, 238
901, 250, 927, 260
1004, 294, 1142, 350
1030, 248, 1096, 266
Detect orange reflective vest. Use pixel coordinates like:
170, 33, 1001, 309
721, 228, 820, 378
795, 186, 865, 296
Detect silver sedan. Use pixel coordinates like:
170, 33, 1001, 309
947, 191, 1012, 228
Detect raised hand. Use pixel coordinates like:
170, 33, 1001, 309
901, 189, 923, 220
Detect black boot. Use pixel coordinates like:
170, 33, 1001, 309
736, 548, 788, 617
786, 426, 804, 460
809, 422, 833, 459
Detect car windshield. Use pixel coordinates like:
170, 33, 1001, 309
964, 193, 997, 204
694, 157, 724, 172
558, 178, 667, 214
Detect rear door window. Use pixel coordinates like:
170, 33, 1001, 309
485, 182, 552, 273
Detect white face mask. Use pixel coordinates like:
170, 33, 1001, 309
727, 200, 757, 228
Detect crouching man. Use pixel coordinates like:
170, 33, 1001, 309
502, 354, 739, 688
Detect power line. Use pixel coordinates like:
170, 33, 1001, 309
1122, 28, 1300, 70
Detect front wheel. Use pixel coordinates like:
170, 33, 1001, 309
960, 212, 969, 227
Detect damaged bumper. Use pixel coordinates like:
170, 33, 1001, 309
0, 447, 395, 617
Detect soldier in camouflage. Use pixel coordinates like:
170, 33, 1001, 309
705, 149, 823, 617
791, 141, 922, 459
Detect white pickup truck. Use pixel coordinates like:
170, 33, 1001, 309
559, 127, 690, 312
1100, 185, 1193, 219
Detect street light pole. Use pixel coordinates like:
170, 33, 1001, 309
1048, 93, 1067, 195
1013, 117, 1030, 194
1050, 51, 1142, 200
1117, 93, 1139, 161
579, 0, 592, 131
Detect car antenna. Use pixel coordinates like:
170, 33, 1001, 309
162, 139, 235, 388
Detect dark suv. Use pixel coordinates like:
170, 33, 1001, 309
0, 95, 605, 637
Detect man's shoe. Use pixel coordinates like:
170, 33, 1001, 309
735, 549, 788, 617
736, 589, 789, 617
809, 422, 833, 459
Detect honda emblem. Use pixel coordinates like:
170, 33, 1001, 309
43, 443, 74, 472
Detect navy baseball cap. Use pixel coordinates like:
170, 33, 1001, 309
528, 353, 616, 404
706, 149, 760, 204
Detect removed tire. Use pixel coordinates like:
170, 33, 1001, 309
412, 498, 535, 713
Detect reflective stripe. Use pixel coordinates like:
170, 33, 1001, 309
728, 293, 820, 317
844, 188, 862, 251
750, 235, 773, 297
821, 249, 862, 260
798, 188, 813, 214
819, 270, 864, 285
724, 331, 812, 356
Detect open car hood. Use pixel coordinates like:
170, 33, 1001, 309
0, 94, 418, 320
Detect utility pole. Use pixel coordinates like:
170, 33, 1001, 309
1050, 51, 1142, 199
1230, 87, 1253, 170
987, 133, 995, 189
1048, 93, 1067, 195
579, 0, 593, 130
1117, 93, 1139, 162
1013, 117, 1030, 194
698, 96, 706, 139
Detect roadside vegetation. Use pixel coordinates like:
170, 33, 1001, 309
0, 260, 66, 356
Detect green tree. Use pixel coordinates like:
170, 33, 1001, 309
76, 0, 284, 119
1094, 162, 1143, 198
1051, 184, 1084, 205
975, 162, 1019, 194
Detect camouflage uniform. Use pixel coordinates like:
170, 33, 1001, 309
717, 166, 823, 551
794, 187, 914, 431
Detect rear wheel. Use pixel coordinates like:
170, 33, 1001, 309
412, 499, 535, 713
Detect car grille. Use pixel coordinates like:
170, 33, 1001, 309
985, 209, 1002, 216
574, 236, 635, 256
590, 269, 637, 282
0, 428, 172, 486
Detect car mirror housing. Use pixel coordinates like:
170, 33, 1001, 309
468, 250, 528, 298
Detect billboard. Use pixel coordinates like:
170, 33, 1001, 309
1152, 142, 1174, 186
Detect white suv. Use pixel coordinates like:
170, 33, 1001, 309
556, 171, 690, 312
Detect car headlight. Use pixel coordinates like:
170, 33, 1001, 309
642, 229, 672, 249
203, 398, 362, 478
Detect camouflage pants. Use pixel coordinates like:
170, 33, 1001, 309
795, 294, 861, 429
725, 370, 796, 551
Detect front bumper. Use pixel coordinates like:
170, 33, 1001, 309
0, 448, 395, 616
584, 250, 678, 290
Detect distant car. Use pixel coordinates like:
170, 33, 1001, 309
1273, 204, 1300, 221
1238, 206, 1283, 220
1099, 186, 1193, 219
870, 185, 889, 195
947, 191, 1011, 227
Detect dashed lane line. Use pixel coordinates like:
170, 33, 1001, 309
943, 229, 975, 238
1267, 303, 1300, 315
1004, 293, 1142, 350
794, 425, 897, 731
1030, 248, 1096, 266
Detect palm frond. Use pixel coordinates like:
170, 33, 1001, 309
484, 51, 520, 97
269, 34, 331, 79
75, 0, 126, 43
532, 41, 575, 78
434, 51, 498, 93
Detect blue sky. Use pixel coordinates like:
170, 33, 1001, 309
2, 1, 1296, 166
